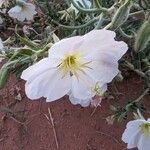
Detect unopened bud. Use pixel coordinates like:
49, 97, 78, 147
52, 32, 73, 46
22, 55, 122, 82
109, 0, 132, 30
134, 18, 150, 52
0, 67, 9, 89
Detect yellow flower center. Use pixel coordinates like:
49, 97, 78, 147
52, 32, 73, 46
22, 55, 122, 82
22, 5, 28, 11
63, 55, 77, 69
17, 1, 28, 11
58, 52, 92, 77
140, 123, 150, 134
61, 54, 81, 77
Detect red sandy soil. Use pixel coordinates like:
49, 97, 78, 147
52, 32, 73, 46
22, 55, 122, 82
0, 72, 149, 150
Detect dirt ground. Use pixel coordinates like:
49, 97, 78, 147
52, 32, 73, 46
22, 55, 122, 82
0, 71, 149, 150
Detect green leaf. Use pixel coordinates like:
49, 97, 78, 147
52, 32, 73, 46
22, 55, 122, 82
0, 66, 10, 89
16, 33, 40, 50
134, 18, 150, 52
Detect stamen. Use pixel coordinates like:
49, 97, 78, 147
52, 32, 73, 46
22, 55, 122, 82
58, 52, 92, 78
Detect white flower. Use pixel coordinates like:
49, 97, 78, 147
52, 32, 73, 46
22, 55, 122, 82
71, 0, 91, 14
8, 0, 37, 22
122, 118, 150, 150
21, 29, 128, 106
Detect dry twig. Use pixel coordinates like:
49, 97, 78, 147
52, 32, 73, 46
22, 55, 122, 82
44, 107, 59, 149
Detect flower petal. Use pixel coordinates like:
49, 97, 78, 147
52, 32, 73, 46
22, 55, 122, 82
17, 12, 26, 21
48, 36, 83, 59
122, 120, 144, 141
26, 3, 36, 13
77, 30, 128, 61
71, 71, 96, 99
147, 118, 150, 122
137, 134, 150, 150
8, 6, 22, 14
25, 68, 71, 101
100, 84, 107, 94
69, 82, 106, 107
21, 58, 61, 83
127, 130, 141, 149
69, 94, 91, 107
84, 55, 119, 83
78, 30, 115, 53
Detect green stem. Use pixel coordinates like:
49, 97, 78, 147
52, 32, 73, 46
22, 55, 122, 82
129, 10, 144, 17
122, 60, 145, 78
52, 17, 98, 30
118, 28, 133, 39
135, 88, 149, 102
95, 13, 104, 29
104, 23, 112, 29
94, 0, 101, 8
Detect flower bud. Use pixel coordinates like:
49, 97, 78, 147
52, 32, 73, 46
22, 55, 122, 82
134, 18, 150, 52
0, 67, 9, 89
109, 0, 132, 30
